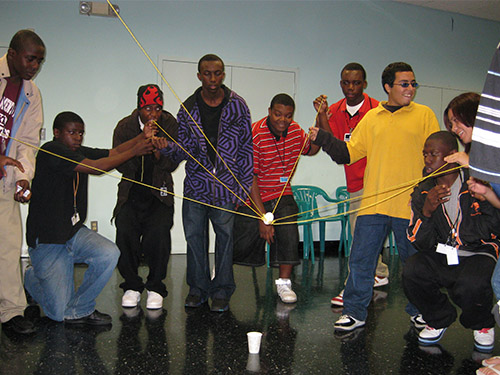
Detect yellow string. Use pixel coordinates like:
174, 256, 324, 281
8, 135, 261, 220
152, 120, 262, 218
270, 96, 325, 216
106, 0, 259, 215
273, 163, 463, 225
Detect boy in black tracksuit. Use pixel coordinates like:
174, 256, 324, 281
403, 131, 500, 352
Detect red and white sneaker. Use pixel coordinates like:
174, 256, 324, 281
373, 276, 389, 288
474, 327, 495, 353
331, 290, 344, 307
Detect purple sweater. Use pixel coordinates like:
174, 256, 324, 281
162, 86, 253, 206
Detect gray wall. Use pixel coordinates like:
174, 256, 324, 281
2, 0, 500, 250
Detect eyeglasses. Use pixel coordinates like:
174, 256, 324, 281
393, 82, 419, 88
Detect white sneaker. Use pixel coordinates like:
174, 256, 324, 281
418, 325, 447, 345
474, 327, 495, 353
275, 278, 297, 303
373, 276, 389, 288
146, 290, 163, 310
122, 290, 141, 308
334, 314, 365, 332
410, 314, 427, 330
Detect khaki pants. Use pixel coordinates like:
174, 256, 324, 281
0, 182, 27, 322
349, 189, 389, 278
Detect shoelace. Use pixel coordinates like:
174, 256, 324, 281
477, 328, 492, 334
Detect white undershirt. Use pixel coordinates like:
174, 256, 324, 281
346, 99, 364, 117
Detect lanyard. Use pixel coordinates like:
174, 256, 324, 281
73, 172, 79, 214
273, 136, 287, 175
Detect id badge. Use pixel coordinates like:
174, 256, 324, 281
436, 243, 459, 265
280, 176, 288, 183
344, 133, 351, 142
71, 212, 80, 226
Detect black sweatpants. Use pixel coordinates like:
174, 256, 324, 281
115, 200, 174, 297
403, 251, 495, 330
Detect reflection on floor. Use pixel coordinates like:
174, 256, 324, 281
0, 251, 495, 374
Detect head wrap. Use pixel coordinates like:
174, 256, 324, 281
137, 84, 164, 109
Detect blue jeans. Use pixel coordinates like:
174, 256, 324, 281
24, 226, 120, 321
183, 200, 236, 300
343, 214, 419, 321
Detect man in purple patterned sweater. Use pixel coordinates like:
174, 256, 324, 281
158, 54, 253, 312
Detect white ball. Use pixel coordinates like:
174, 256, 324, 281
263, 212, 274, 225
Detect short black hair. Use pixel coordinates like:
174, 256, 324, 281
53, 111, 84, 131
270, 93, 295, 112
381, 62, 413, 94
426, 131, 458, 153
198, 54, 224, 73
341, 62, 366, 81
9, 29, 45, 52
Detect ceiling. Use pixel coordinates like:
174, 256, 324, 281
395, 0, 500, 22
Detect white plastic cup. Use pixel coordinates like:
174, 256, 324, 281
247, 331, 262, 354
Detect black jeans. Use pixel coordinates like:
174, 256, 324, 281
403, 251, 495, 330
115, 200, 174, 297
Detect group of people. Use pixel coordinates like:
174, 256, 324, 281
2, 30, 500, 367
310, 61, 500, 359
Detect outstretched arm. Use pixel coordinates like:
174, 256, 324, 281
309, 127, 350, 164
75, 131, 154, 175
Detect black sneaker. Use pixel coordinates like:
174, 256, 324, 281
2, 315, 36, 334
64, 310, 112, 326
184, 294, 207, 308
210, 298, 229, 312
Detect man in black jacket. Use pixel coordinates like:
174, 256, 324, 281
113, 84, 179, 310
404, 131, 500, 352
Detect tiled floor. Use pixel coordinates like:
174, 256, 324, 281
0, 251, 495, 374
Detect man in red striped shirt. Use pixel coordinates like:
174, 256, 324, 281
234, 93, 319, 304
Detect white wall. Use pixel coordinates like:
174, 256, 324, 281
2, 0, 500, 252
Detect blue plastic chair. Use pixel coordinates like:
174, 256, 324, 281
334, 186, 351, 256
290, 188, 316, 263
292, 185, 349, 263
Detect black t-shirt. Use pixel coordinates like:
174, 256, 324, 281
26, 140, 109, 247
196, 89, 229, 164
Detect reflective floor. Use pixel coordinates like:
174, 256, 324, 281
1, 250, 496, 374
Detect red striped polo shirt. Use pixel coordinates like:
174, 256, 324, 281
252, 117, 310, 202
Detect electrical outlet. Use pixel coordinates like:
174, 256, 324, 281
91, 221, 98, 232
40, 128, 46, 140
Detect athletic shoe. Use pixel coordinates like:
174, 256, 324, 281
331, 290, 344, 306
492, 300, 500, 327
373, 275, 389, 287
210, 298, 229, 312
334, 314, 365, 332
474, 327, 495, 353
64, 310, 112, 326
122, 290, 141, 308
146, 290, 163, 310
184, 294, 207, 308
410, 314, 427, 330
275, 278, 297, 303
418, 325, 447, 345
